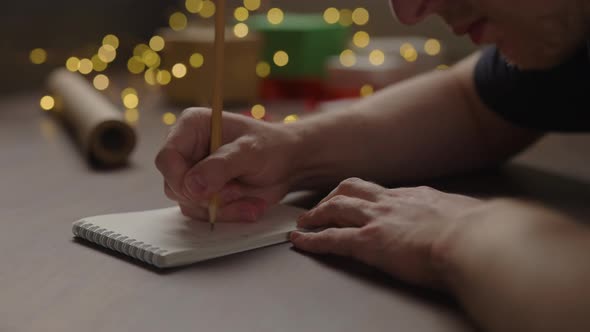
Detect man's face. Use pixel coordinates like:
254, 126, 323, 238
390, 0, 589, 69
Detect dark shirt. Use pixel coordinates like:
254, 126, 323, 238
474, 43, 590, 132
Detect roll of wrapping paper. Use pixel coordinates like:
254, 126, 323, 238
47, 69, 137, 166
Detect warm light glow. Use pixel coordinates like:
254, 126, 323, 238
149, 35, 166, 52
339, 49, 356, 67
172, 63, 187, 78
98, 45, 117, 63
169, 12, 188, 31
233, 23, 249, 38
92, 74, 109, 91
267, 8, 284, 25
400, 43, 413, 57
437, 64, 449, 70
199, 0, 216, 18
102, 34, 120, 49
402, 47, 418, 62
123, 94, 139, 109
142, 50, 161, 68
40, 95, 55, 111
78, 58, 93, 74
30, 48, 47, 65
185, 0, 204, 13
125, 109, 139, 124
156, 70, 172, 85
369, 49, 385, 66
339, 9, 353, 26
323, 7, 340, 24
234, 7, 249, 21
91, 55, 108, 72
360, 84, 374, 97
424, 39, 441, 56
256, 61, 271, 78
65, 57, 80, 72
243, 0, 260, 11
162, 112, 177, 125
283, 114, 299, 124
127, 56, 145, 74
144, 69, 157, 85
121, 88, 137, 100
189, 53, 205, 68
134, 44, 150, 57
273, 50, 289, 67
251, 104, 266, 119
353, 31, 370, 48
352, 8, 370, 25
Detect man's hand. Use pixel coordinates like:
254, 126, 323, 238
290, 177, 483, 288
155, 108, 302, 223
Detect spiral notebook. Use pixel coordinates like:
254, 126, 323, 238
72, 205, 306, 268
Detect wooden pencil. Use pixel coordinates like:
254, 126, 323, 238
209, 0, 225, 231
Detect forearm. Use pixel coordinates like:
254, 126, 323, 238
288, 54, 539, 190
439, 200, 590, 332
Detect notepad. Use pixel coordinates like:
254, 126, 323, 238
72, 205, 306, 268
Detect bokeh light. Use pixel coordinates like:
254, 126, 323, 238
91, 55, 108, 72
65, 57, 80, 72
251, 104, 266, 119
353, 31, 370, 48
339, 9, 353, 26
172, 63, 187, 78
360, 84, 374, 97
369, 49, 385, 66
78, 58, 93, 74
233, 23, 249, 38
125, 109, 140, 124
352, 8, 369, 26
234, 7, 249, 21
149, 35, 166, 52
30, 48, 47, 65
273, 51, 289, 67
243, 0, 261, 11
169, 12, 188, 31
123, 94, 139, 109
424, 39, 441, 56
267, 8, 284, 25
156, 70, 172, 85
256, 61, 271, 78
102, 34, 120, 49
40, 95, 55, 111
199, 0, 216, 18
323, 7, 340, 24
339, 49, 356, 67
185, 0, 204, 13
92, 74, 109, 91
437, 64, 449, 70
189, 53, 205, 68
127, 56, 146, 74
98, 45, 117, 63
162, 112, 177, 125
283, 114, 299, 123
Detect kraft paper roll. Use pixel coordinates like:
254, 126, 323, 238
47, 69, 137, 166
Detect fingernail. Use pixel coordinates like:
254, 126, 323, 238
186, 175, 207, 195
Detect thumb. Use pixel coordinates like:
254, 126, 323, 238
183, 138, 259, 200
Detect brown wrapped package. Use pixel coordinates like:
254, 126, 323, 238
47, 69, 137, 166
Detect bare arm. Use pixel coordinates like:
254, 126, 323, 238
290, 53, 541, 189
438, 200, 590, 332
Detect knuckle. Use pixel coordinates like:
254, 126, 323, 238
339, 177, 363, 189
359, 223, 384, 241
154, 148, 172, 172
179, 107, 208, 121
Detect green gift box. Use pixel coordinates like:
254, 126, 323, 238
250, 13, 349, 79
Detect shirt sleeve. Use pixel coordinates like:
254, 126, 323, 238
473, 45, 590, 132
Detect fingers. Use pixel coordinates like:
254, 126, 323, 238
319, 177, 385, 206
297, 195, 374, 229
179, 196, 267, 223
290, 228, 361, 258
183, 137, 260, 200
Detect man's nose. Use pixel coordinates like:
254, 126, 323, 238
390, 0, 440, 25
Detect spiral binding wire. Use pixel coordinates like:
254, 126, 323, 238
72, 220, 168, 267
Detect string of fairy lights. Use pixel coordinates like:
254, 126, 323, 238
32, 0, 447, 126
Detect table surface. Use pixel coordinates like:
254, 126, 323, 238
1, 91, 589, 332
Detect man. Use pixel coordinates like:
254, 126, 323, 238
155, 0, 590, 330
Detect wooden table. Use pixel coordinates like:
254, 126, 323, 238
1, 91, 589, 332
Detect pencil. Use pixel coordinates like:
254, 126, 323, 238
209, 0, 225, 231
